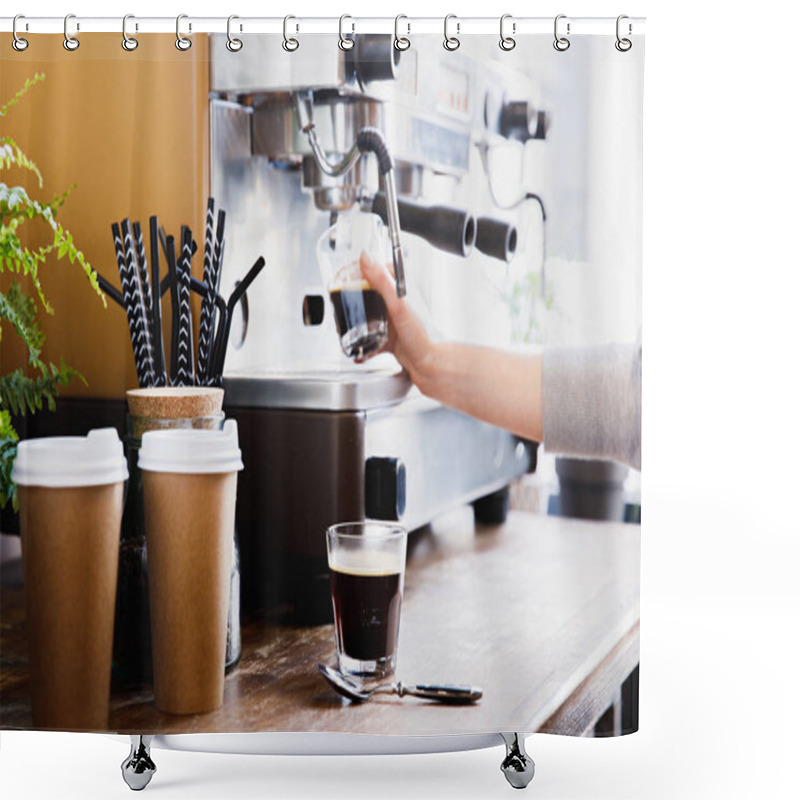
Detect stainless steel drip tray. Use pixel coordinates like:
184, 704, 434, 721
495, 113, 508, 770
223, 365, 413, 411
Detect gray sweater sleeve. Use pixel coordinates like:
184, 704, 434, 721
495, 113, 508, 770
542, 337, 641, 470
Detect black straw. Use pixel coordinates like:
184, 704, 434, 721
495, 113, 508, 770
148, 216, 166, 386
209, 255, 266, 385
95, 272, 124, 308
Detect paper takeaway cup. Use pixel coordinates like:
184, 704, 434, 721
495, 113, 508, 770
11, 429, 127, 730
138, 419, 243, 714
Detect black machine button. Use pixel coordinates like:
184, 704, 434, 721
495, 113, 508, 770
365, 457, 406, 521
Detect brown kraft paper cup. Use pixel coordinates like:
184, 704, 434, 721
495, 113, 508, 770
18, 482, 124, 730
142, 470, 237, 714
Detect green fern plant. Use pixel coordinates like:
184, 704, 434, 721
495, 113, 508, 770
1, 73, 104, 511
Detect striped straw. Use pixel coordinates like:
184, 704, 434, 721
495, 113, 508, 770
111, 222, 149, 388
132, 222, 153, 336
205, 209, 226, 385
196, 197, 216, 384
174, 227, 195, 386
164, 235, 180, 384
133, 221, 164, 384
122, 219, 155, 387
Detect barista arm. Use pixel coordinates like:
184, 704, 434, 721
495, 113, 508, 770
360, 254, 544, 444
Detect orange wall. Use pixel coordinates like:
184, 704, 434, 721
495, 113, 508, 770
1, 34, 209, 399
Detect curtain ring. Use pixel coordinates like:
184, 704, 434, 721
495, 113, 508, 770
227, 15, 243, 52
553, 14, 570, 51
338, 14, 354, 51
283, 15, 299, 52
176, 14, 192, 51
443, 14, 460, 51
63, 14, 79, 51
12, 15, 29, 51
615, 14, 632, 52
122, 14, 138, 51
499, 14, 516, 51
394, 15, 410, 51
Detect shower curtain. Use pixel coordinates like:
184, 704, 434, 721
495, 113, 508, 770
0, 21, 643, 744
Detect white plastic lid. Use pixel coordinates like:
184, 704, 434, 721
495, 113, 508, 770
138, 419, 244, 474
11, 428, 128, 488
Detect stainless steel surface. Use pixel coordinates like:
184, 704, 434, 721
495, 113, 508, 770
121, 735, 156, 791
382, 167, 406, 296
253, 94, 382, 167
500, 733, 536, 789
224, 367, 411, 411
318, 664, 483, 704
295, 90, 363, 178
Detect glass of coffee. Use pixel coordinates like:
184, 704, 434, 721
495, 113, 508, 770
317, 212, 390, 361
326, 522, 407, 681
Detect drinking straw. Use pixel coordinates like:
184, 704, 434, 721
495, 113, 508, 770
205, 209, 227, 383
174, 226, 195, 387
148, 216, 166, 386
111, 222, 149, 387
205, 238, 226, 385
95, 272, 125, 308
165, 234, 180, 384
196, 197, 216, 385
159, 226, 198, 268
122, 219, 155, 387
132, 221, 154, 341
209, 256, 267, 385
207, 304, 229, 388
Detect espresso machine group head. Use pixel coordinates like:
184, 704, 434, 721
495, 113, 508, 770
292, 88, 406, 297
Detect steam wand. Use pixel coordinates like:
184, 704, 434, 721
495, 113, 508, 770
293, 89, 406, 298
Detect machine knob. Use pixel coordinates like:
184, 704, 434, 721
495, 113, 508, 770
352, 35, 401, 85
499, 101, 548, 142
365, 457, 406, 521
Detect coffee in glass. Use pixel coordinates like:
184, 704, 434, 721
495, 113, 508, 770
326, 522, 407, 680
317, 212, 390, 361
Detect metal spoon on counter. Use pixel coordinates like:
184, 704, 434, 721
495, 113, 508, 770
318, 664, 483, 704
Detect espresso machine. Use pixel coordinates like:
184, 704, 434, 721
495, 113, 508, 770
208, 34, 547, 621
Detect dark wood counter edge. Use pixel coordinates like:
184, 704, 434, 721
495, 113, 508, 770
538, 621, 640, 737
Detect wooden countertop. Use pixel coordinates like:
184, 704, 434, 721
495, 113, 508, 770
1, 509, 640, 736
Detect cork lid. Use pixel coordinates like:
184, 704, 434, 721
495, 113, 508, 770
126, 387, 224, 419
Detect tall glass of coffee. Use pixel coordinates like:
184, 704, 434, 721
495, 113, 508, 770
326, 522, 407, 680
317, 212, 390, 361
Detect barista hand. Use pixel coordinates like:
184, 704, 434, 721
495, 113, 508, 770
359, 253, 544, 444
360, 254, 641, 469
360, 255, 641, 468
358, 253, 436, 386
